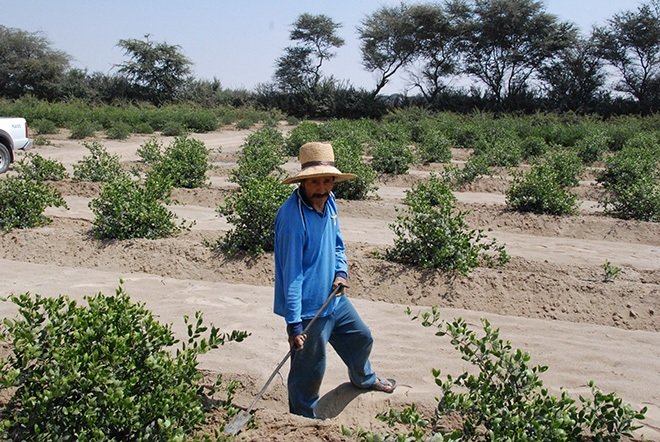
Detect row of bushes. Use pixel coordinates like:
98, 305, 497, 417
0, 97, 285, 138
286, 110, 660, 169
284, 116, 659, 221
0, 136, 211, 238
7, 116, 657, 245
4, 98, 659, 155
3, 117, 658, 250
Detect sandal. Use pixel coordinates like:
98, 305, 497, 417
370, 377, 397, 394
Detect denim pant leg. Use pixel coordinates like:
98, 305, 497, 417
329, 296, 377, 389
288, 314, 334, 418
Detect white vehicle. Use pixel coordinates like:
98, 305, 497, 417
0, 117, 33, 174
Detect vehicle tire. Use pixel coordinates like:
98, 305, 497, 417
0, 142, 11, 174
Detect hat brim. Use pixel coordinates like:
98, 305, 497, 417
282, 167, 357, 185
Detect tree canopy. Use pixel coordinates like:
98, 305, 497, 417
453, 0, 577, 105
116, 35, 192, 105
358, 3, 421, 97
274, 14, 344, 93
405, 3, 464, 104
594, 0, 660, 109
0, 25, 70, 100
538, 38, 606, 112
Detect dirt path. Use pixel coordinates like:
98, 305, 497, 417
0, 260, 658, 440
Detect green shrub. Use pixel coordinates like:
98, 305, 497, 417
506, 165, 578, 215
382, 106, 431, 126
542, 149, 584, 188
234, 117, 257, 130
603, 260, 622, 282
605, 118, 641, 151
182, 110, 218, 132
218, 111, 235, 126
597, 145, 659, 190
72, 141, 125, 182
229, 127, 286, 187
375, 121, 412, 144
134, 122, 155, 134
520, 135, 549, 159
0, 177, 67, 231
262, 113, 279, 129
543, 121, 585, 147
600, 174, 660, 222
371, 140, 414, 175
105, 121, 132, 140
285, 121, 321, 156
574, 131, 610, 164
622, 132, 659, 151
30, 118, 58, 135
215, 176, 291, 255
385, 175, 508, 273
33, 136, 51, 146
349, 313, 647, 442
332, 138, 378, 200
319, 118, 374, 146
441, 154, 491, 188
353, 313, 646, 442
475, 136, 524, 167
597, 144, 660, 221
136, 137, 164, 164
161, 121, 187, 136
149, 136, 210, 189
89, 175, 180, 240
69, 120, 97, 139
450, 121, 482, 149
14, 153, 68, 182
0, 285, 249, 441
415, 125, 453, 164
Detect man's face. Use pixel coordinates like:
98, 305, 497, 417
301, 176, 335, 208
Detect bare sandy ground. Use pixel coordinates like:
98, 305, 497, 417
1, 127, 658, 440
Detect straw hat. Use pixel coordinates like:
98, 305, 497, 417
282, 142, 356, 185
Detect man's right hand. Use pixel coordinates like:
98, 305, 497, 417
289, 334, 306, 350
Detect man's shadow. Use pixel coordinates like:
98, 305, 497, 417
315, 382, 369, 419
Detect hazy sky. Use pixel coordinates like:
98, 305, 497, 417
5, 0, 645, 94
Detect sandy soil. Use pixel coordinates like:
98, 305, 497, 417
0, 126, 658, 441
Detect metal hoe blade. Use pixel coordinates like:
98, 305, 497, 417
223, 284, 344, 436
223, 410, 252, 436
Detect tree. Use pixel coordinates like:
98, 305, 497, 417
274, 46, 315, 93
0, 25, 70, 100
274, 14, 344, 93
538, 38, 606, 112
593, 0, 660, 110
116, 34, 192, 105
452, 0, 576, 106
358, 3, 420, 97
405, 3, 464, 105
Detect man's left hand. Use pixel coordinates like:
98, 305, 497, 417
333, 277, 349, 295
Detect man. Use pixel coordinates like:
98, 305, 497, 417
273, 141, 396, 419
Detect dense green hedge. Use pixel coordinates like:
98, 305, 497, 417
0, 98, 277, 134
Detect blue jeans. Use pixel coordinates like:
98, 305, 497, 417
288, 295, 376, 418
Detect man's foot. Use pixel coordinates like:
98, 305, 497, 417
370, 377, 396, 393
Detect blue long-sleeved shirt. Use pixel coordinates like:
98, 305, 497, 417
273, 189, 348, 334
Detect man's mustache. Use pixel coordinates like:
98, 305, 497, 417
311, 192, 330, 199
